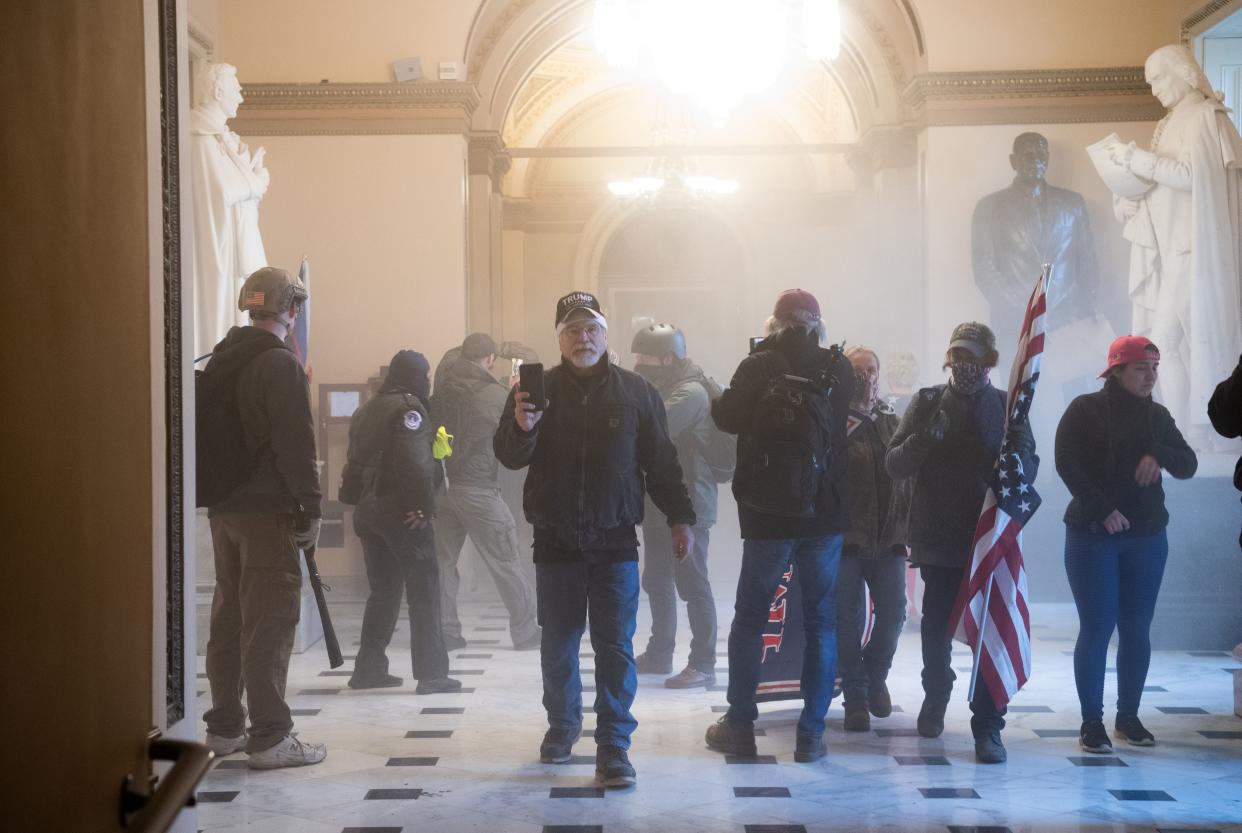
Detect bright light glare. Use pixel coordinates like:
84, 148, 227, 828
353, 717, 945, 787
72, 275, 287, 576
686, 176, 740, 194
803, 0, 841, 61
608, 177, 665, 196
594, 0, 839, 124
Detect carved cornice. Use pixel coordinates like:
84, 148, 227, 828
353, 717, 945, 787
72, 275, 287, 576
469, 131, 512, 191
1182, 0, 1242, 42
905, 67, 1163, 126
232, 82, 481, 136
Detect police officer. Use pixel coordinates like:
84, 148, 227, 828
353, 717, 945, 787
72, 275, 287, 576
346, 350, 461, 695
631, 325, 720, 688
203, 266, 326, 769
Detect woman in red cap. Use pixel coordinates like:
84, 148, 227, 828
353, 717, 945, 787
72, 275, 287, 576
1055, 336, 1197, 755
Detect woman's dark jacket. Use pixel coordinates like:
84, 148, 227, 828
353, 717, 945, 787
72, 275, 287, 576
844, 404, 909, 558
885, 381, 1036, 568
493, 356, 696, 555
1055, 378, 1197, 535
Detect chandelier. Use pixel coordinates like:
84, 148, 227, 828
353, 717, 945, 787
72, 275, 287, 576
593, 0, 841, 124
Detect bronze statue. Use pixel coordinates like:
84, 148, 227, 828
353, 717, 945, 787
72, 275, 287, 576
972, 132, 1099, 352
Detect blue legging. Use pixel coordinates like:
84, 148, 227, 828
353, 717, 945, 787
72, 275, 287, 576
1063, 526, 1168, 722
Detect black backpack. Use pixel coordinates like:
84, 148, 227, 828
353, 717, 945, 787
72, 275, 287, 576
694, 374, 737, 483
194, 342, 281, 508
733, 346, 844, 518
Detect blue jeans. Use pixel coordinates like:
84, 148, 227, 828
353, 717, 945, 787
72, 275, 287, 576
835, 552, 908, 705
726, 534, 842, 737
535, 560, 640, 749
1064, 526, 1169, 722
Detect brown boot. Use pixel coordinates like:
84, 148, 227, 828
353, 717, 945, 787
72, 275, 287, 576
843, 701, 871, 732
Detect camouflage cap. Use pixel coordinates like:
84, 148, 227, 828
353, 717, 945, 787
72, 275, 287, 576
948, 321, 996, 358
238, 266, 308, 315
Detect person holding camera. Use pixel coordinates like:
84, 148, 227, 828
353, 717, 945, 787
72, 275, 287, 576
885, 322, 1037, 764
1056, 336, 1196, 753
494, 291, 696, 788
704, 289, 853, 764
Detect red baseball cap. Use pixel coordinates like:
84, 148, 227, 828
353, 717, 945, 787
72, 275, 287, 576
1098, 335, 1160, 377
773, 288, 821, 321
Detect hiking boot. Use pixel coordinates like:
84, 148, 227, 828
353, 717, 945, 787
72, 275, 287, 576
347, 673, 402, 690
205, 732, 247, 757
868, 681, 893, 718
917, 700, 946, 738
1080, 720, 1113, 754
705, 716, 757, 757
843, 701, 871, 732
247, 735, 326, 770
664, 666, 716, 689
635, 652, 673, 675
595, 745, 636, 788
974, 731, 1007, 764
539, 727, 581, 763
444, 635, 468, 651
513, 629, 542, 651
794, 733, 826, 763
1114, 713, 1155, 746
415, 677, 463, 694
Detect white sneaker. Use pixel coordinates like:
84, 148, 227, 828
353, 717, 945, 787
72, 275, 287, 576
247, 735, 327, 770
206, 733, 247, 757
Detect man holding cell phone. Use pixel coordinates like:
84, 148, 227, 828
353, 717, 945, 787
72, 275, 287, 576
494, 291, 696, 789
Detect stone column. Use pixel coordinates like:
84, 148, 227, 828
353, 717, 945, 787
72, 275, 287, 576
468, 132, 511, 337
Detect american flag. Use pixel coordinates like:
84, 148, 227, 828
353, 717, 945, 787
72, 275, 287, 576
948, 268, 1047, 709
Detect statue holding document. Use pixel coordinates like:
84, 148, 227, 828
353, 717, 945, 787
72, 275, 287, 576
191, 62, 271, 359
1090, 45, 1242, 434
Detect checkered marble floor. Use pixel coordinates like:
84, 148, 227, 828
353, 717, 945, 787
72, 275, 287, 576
195, 583, 1242, 833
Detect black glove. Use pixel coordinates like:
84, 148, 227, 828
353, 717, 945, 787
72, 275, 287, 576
1004, 425, 1035, 457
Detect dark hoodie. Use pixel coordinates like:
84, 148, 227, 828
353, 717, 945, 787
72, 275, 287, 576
207, 326, 321, 518
712, 326, 854, 540
1056, 376, 1197, 535
345, 351, 437, 517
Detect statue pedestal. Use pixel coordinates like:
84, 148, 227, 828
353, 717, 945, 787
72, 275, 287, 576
195, 510, 325, 656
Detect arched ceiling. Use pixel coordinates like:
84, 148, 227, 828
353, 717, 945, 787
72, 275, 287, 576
463, 1, 922, 200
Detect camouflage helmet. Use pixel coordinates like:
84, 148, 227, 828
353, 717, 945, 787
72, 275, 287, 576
630, 324, 687, 360
238, 266, 308, 316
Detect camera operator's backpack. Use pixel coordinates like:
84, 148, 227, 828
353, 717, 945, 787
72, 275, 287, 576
195, 342, 282, 508
693, 374, 737, 483
734, 344, 844, 517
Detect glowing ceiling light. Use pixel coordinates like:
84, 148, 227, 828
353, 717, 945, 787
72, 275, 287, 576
593, 0, 840, 124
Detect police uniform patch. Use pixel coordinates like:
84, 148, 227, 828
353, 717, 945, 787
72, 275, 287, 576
402, 410, 423, 431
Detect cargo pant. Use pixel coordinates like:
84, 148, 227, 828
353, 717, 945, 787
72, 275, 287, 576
436, 484, 539, 646
204, 513, 302, 753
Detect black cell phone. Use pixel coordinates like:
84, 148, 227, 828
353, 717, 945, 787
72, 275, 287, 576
518, 362, 546, 411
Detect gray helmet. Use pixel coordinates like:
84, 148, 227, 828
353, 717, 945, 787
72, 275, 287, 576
238, 266, 308, 315
630, 324, 686, 360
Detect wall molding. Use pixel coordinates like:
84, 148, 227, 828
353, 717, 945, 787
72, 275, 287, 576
905, 67, 1163, 126
232, 82, 480, 136
1182, 0, 1242, 42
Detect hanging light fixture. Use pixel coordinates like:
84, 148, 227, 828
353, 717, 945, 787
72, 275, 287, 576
593, 0, 841, 124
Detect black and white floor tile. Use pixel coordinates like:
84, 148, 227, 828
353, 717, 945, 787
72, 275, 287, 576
196, 586, 1242, 833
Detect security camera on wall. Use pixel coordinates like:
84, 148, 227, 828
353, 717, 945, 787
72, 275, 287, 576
392, 57, 422, 82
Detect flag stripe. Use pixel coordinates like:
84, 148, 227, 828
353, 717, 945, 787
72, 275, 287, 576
948, 268, 1047, 710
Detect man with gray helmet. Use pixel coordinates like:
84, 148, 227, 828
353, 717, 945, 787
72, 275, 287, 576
202, 266, 326, 769
631, 324, 719, 688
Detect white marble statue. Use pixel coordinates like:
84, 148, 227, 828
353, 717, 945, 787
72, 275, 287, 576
191, 62, 270, 358
1099, 45, 1242, 435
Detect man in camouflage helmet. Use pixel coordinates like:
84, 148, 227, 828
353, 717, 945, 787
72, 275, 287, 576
203, 266, 327, 769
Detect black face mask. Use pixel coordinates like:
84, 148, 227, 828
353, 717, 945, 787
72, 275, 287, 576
634, 363, 680, 388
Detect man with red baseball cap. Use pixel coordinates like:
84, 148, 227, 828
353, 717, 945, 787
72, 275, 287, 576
1098, 335, 1160, 378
